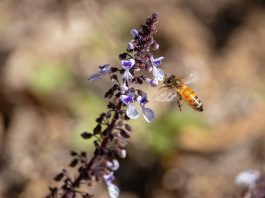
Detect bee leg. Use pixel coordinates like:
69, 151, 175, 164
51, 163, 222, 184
159, 85, 168, 90
176, 92, 183, 111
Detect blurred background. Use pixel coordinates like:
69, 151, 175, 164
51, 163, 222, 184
1, 0, 265, 197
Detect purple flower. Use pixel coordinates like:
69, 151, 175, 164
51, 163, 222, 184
103, 172, 120, 198
150, 56, 164, 81
120, 92, 139, 119
48, 13, 166, 198
88, 64, 110, 82
145, 77, 158, 87
106, 160, 120, 171
235, 170, 261, 189
120, 92, 134, 106
121, 59, 135, 82
120, 92, 155, 122
138, 94, 148, 104
103, 172, 115, 184
151, 56, 164, 66
137, 94, 155, 123
121, 59, 135, 69
131, 29, 140, 39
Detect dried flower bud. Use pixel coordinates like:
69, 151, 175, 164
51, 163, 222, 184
93, 124, 102, 135
69, 158, 79, 167
81, 132, 93, 139
54, 172, 65, 182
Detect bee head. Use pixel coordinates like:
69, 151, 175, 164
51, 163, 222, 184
163, 75, 175, 86
163, 75, 183, 87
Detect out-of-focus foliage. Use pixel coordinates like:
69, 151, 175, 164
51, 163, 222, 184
1, 0, 265, 198
29, 62, 73, 97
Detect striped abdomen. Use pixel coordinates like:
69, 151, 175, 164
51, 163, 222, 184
179, 85, 203, 112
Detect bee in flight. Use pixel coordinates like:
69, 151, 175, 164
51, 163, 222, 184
157, 74, 203, 112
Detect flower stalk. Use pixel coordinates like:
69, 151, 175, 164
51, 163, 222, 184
46, 13, 164, 198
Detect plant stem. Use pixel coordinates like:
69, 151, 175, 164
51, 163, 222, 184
67, 100, 123, 192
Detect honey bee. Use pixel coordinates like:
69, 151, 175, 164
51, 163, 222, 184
157, 74, 203, 111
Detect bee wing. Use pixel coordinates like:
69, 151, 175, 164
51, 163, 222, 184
182, 72, 200, 85
155, 88, 177, 102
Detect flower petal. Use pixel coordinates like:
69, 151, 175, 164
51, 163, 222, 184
118, 149, 127, 159
103, 172, 115, 184
107, 183, 120, 198
129, 59, 136, 66
120, 93, 134, 105
142, 107, 155, 123
106, 160, 120, 171
121, 59, 135, 69
123, 70, 133, 81
120, 83, 128, 93
235, 170, 260, 189
153, 67, 164, 81
127, 42, 134, 51
145, 77, 158, 87
131, 29, 140, 38
151, 56, 164, 67
137, 94, 148, 105
87, 73, 102, 82
150, 78, 159, 87
88, 64, 110, 82
126, 104, 139, 119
